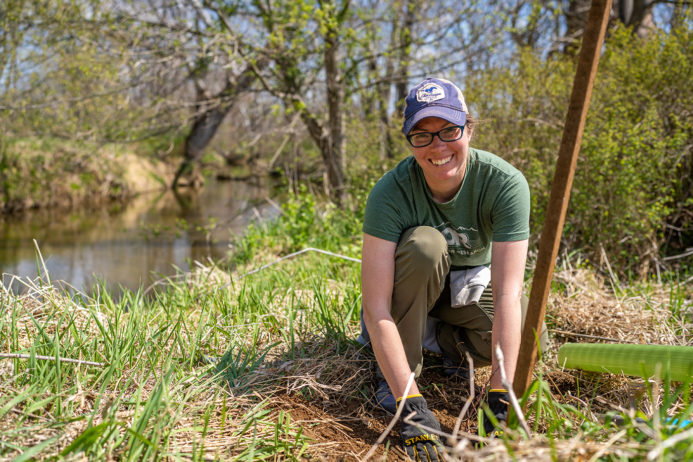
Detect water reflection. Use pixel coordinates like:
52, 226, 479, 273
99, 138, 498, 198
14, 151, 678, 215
0, 179, 279, 294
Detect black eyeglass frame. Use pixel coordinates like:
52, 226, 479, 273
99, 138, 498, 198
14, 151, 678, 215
406, 124, 466, 148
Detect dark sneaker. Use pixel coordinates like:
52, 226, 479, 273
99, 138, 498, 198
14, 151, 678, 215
443, 356, 470, 380
375, 379, 397, 414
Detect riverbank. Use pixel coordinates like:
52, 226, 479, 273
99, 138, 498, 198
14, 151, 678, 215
2, 194, 691, 460
0, 137, 174, 214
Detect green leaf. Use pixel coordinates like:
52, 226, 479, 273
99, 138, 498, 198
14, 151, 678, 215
60, 420, 119, 456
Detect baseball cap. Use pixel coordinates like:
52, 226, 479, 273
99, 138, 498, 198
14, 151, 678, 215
402, 78, 468, 134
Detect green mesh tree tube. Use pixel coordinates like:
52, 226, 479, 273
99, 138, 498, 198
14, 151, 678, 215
557, 343, 693, 382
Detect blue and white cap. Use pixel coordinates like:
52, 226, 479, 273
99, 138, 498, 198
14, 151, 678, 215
402, 78, 468, 134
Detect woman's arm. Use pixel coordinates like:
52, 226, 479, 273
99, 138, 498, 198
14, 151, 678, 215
490, 239, 528, 389
361, 233, 420, 398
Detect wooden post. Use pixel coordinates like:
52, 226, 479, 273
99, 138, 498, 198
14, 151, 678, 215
513, 0, 613, 397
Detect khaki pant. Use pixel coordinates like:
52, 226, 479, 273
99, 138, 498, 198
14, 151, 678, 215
390, 226, 548, 377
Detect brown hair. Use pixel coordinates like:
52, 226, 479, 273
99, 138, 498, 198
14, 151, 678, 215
465, 114, 476, 137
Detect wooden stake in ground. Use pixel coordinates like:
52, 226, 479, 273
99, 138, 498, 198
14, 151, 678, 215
513, 0, 613, 397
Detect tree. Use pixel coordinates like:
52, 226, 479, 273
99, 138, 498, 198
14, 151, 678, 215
207, 0, 352, 203
172, 60, 265, 188
110, 0, 269, 189
1, 1, 146, 139
561, 0, 676, 53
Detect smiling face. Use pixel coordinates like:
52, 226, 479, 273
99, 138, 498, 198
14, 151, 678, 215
409, 116, 471, 203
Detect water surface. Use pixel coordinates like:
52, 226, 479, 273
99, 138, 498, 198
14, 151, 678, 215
0, 179, 279, 294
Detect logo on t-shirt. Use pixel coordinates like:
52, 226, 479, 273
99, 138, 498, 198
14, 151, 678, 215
439, 224, 483, 256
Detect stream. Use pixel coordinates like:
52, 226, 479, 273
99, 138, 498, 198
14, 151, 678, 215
0, 179, 280, 295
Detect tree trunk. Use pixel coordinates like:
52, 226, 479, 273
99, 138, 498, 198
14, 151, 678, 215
365, 49, 378, 118
250, 0, 348, 204
297, 101, 344, 201
377, 78, 395, 161
323, 28, 346, 204
561, 0, 658, 54
377, 6, 401, 161
172, 63, 260, 189
621, 0, 656, 38
172, 105, 229, 188
290, 28, 346, 205
394, 0, 416, 115
563, 0, 592, 54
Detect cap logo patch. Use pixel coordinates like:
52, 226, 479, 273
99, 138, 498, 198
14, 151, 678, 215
416, 83, 445, 103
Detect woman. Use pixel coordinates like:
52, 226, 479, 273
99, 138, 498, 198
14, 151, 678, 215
358, 77, 547, 460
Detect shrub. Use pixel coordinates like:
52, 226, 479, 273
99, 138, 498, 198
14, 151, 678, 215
232, 186, 363, 266
465, 24, 692, 276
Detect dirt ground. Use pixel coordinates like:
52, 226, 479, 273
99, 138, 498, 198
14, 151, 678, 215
264, 358, 597, 461
269, 359, 482, 461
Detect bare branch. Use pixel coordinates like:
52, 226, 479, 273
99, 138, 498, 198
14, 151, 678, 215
494, 344, 531, 437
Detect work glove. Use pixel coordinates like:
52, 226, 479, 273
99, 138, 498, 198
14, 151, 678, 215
398, 394, 442, 461
482, 389, 509, 437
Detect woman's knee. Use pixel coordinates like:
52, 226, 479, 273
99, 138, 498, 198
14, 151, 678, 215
396, 226, 449, 270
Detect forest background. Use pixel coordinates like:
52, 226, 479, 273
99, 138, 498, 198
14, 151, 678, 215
1, 0, 692, 278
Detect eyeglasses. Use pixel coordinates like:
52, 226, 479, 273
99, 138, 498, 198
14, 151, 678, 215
406, 125, 465, 148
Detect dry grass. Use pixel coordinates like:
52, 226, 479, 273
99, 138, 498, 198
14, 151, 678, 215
1, 259, 691, 461
547, 266, 688, 346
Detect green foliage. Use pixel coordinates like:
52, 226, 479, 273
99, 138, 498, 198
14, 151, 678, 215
233, 187, 363, 265
573, 25, 692, 273
466, 47, 572, 233
216, 329, 277, 391
2, 0, 691, 276
1, 214, 690, 459
515, 373, 693, 460
0, 256, 324, 460
343, 99, 409, 177
466, 23, 692, 275
231, 406, 310, 461
1, 0, 188, 145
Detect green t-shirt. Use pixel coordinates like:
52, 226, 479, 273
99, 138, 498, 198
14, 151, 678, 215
362, 148, 530, 267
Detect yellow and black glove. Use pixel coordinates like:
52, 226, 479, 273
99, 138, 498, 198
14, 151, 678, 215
482, 389, 509, 438
398, 394, 441, 461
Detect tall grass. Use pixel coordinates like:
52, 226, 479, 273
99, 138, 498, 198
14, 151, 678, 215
1, 192, 691, 460
0, 244, 362, 460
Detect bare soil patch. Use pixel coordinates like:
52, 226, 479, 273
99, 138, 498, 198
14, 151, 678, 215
266, 359, 485, 461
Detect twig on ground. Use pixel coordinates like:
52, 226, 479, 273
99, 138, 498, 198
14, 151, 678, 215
0, 353, 106, 367
550, 329, 624, 343
452, 352, 475, 441
661, 247, 693, 262
361, 372, 415, 462
494, 344, 531, 437
588, 429, 627, 462
402, 412, 450, 439
647, 427, 693, 461
452, 436, 470, 454
238, 247, 361, 280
